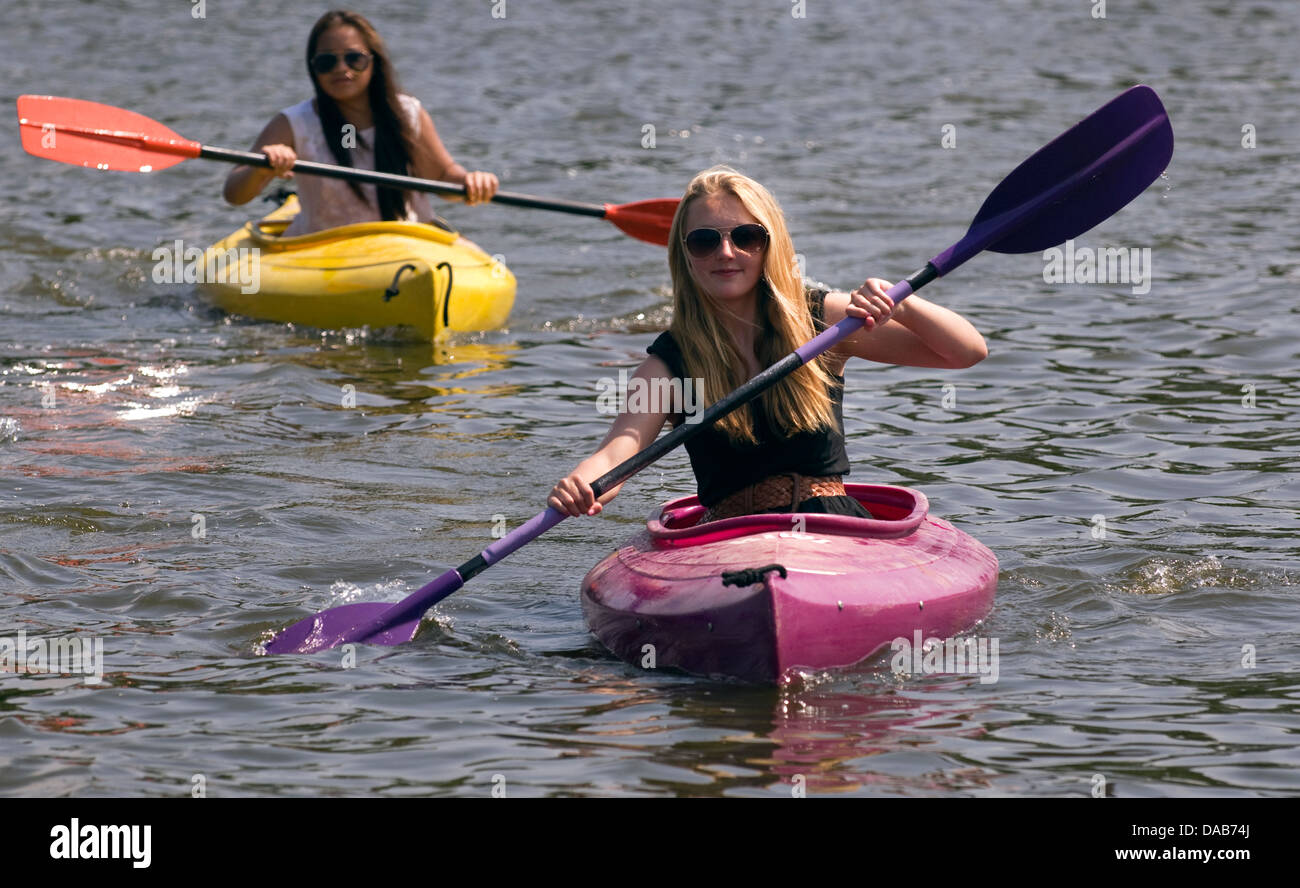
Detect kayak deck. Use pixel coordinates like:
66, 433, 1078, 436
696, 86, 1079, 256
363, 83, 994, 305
199, 195, 516, 339
581, 484, 998, 683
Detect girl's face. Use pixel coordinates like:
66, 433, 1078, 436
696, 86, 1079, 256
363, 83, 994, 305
312, 25, 373, 106
683, 192, 767, 307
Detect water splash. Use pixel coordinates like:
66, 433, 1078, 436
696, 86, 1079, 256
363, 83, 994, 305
1105, 555, 1295, 597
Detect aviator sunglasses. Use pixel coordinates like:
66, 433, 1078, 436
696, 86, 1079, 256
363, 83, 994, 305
682, 224, 769, 258
310, 50, 373, 74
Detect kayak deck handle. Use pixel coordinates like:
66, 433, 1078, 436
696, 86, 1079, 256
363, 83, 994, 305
721, 564, 788, 588
384, 263, 418, 302
436, 261, 453, 327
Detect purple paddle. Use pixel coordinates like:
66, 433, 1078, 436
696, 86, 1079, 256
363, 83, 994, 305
265, 84, 1173, 655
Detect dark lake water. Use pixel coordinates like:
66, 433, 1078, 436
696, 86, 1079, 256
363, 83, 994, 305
2, 0, 1297, 797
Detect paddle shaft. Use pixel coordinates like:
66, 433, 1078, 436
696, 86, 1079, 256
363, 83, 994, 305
23, 113, 611, 217
345, 264, 939, 641
473, 266, 937, 574
200, 145, 608, 216
586, 268, 938, 500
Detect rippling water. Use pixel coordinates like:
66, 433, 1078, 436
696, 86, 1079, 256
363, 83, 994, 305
2, 0, 1298, 797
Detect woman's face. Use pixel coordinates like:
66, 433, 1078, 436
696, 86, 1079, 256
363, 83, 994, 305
312, 25, 373, 106
683, 192, 767, 307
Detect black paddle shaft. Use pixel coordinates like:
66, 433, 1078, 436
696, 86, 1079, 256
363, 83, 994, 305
200, 145, 609, 217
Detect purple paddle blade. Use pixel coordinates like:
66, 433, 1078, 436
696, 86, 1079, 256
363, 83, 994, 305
931, 84, 1173, 274
264, 511, 566, 654
263, 601, 423, 654
263, 558, 482, 653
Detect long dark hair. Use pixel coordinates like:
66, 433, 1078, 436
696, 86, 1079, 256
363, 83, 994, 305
306, 10, 425, 221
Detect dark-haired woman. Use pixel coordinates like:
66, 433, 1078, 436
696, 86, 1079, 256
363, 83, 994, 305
223, 10, 497, 235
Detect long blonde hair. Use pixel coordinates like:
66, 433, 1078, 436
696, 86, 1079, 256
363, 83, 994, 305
666, 166, 838, 444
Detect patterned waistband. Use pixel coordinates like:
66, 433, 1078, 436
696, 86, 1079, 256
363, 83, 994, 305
702, 473, 846, 522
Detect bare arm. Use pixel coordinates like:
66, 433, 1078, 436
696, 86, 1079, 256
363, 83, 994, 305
222, 113, 296, 205
548, 356, 674, 517
825, 279, 988, 369
410, 107, 499, 205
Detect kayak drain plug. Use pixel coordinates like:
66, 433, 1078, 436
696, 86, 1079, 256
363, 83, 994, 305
721, 564, 787, 587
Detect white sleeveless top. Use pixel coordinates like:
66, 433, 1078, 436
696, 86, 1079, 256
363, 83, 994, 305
281, 94, 435, 236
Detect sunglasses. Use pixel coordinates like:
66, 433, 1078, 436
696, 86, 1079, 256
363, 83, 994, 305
682, 224, 769, 258
310, 51, 373, 74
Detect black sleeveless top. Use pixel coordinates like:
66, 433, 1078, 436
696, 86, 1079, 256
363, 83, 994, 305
647, 287, 861, 510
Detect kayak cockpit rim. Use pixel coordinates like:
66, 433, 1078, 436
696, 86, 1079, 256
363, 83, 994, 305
647, 484, 930, 548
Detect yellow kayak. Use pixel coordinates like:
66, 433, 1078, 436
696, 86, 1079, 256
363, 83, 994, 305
199, 195, 515, 340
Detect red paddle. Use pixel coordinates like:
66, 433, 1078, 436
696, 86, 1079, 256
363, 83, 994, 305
15, 95, 678, 246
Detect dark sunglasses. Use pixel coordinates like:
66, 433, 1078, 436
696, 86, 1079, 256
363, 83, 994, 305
683, 224, 769, 258
310, 51, 372, 74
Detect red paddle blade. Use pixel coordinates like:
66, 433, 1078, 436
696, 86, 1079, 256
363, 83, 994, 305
16, 95, 201, 173
604, 198, 680, 246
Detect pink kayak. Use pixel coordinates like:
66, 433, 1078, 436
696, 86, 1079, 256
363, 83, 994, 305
581, 484, 998, 683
